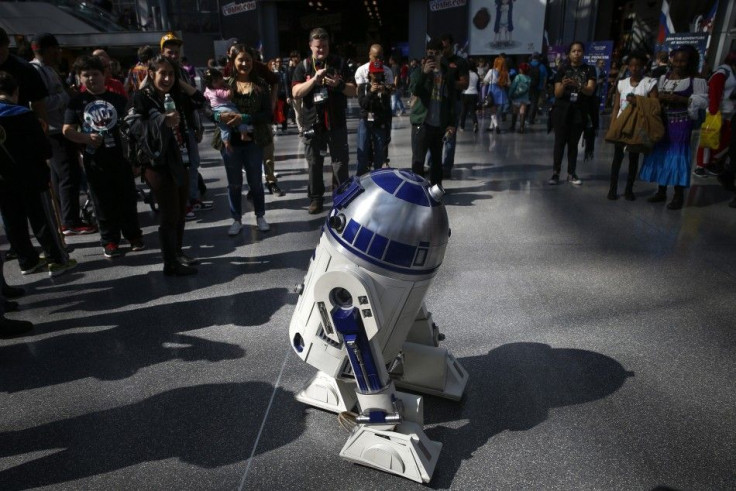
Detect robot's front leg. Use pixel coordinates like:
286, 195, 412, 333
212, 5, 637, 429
392, 303, 469, 401
331, 299, 441, 484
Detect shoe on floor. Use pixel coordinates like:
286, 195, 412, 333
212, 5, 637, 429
176, 253, 200, 266
62, 224, 97, 236
0, 316, 33, 338
184, 206, 196, 221
2, 284, 25, 299
548, 174, 560, 185
104, 243, 122, 259
267, 182, 285, 196
228, 220, 243, 236
190, 199, 214, 211
693, 167, 708, 178
21, 258, 48, 275
48, 258, 78, 277
568, 174, 583, 185
163, 262, 198, 276
308, 200, 324, 215
129, 238, 146, 251
256, 216, 270, 232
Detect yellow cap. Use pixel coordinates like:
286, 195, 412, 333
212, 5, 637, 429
160, 32, 183, 51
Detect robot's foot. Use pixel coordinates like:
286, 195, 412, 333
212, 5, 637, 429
392, 343, 469, 401
295, 372, 358, 413
339, 421, 441, 483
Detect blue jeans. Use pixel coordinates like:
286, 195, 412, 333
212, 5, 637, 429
442, 99, 462, 171
221, 142, 265, 221
391, 92, 405, 114
356, 120, 388, 175
187, 129, 201, 202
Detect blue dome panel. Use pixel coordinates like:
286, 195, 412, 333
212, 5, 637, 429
373, 171, 403, 195
395, 182, 430, 207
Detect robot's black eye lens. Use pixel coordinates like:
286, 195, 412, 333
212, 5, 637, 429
330, 288, 353, 309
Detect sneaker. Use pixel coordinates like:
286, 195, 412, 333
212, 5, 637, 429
129, 238, 146, 252
48, 258, 78, 277
228, 220, 243, 236
62, 224, 97, 236
256, 216, 270, 232
567, 174, 583, 185
693, 167, 708, 178
103, 243, 122, 258
706, 162, 724, 176
21, 258, 48, 275
190, 199, 214, 211
185, 206, 196, 221
548, 174, 560, 185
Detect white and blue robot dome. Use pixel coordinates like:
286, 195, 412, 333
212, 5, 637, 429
326, 169, 450, 277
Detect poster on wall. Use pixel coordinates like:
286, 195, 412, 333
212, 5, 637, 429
427, 0, 469, 53
547, 45, 566, 71
468, 0, 547, 55
658, 33, 709, 72
584, 41, 613, 111
220, 1, 260, 47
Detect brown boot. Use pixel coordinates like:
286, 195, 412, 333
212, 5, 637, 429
308, 200, 324, 214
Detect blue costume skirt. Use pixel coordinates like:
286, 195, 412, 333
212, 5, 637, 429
640, 109, 693, 187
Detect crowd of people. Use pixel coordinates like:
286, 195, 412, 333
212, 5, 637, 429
1, 24, 735, 337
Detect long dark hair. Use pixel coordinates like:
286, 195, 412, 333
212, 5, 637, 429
228, 44, 265, 92
141, 54, 185, 108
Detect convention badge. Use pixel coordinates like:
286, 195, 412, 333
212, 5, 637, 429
314, 86, 328, 103
570, 92, 579, 102
367, 112, 375, 122
103, 131, 115, 148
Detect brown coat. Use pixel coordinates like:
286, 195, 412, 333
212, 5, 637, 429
605, 95, 664, 153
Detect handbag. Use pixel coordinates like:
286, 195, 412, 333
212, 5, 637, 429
699, 111, 722, 149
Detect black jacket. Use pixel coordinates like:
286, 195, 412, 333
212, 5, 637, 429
0, 101, 51, 189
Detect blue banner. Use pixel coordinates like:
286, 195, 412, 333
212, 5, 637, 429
584, 41, 614, 111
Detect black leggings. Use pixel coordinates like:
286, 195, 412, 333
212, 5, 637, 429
459, 94, 479, 129
553, 122, 585, 176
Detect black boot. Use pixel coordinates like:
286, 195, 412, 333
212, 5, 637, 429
160, 227, 197, 276
648, 185, 667, 203
667, 186, 685, 210
0, 315, 33, 338
607, 183, 618, 200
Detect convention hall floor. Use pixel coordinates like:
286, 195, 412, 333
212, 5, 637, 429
1, 109, 734, 490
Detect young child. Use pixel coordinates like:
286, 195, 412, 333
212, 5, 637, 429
203, 68, 252, 151
62, 55, 144, 259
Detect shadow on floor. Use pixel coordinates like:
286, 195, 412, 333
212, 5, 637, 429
424, 342, 633, 488
0, 383, 305, 490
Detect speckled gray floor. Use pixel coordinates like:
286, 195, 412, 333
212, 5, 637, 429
1, 107, 735, 490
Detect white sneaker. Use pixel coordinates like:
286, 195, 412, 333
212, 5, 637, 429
256, 216, 270, 232
228, 220, 242, 236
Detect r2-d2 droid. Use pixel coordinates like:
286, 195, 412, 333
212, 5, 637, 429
289, 169, 468, 483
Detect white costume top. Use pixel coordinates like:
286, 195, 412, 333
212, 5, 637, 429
354, 62, 394, 86
463, 71, 479, 95
616, 76, 658, 117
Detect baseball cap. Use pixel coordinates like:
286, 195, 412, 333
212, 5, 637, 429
160, 32, 183, 50
31, 33, 59, 52
368, 60, 384, 73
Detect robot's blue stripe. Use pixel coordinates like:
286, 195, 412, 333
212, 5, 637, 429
343, 219, 361, 244
332, 307, 383, 393
384, 241, 416, 267
328, 227, 440, 276
354, 227, 374, 253
367, 233, 388, 259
